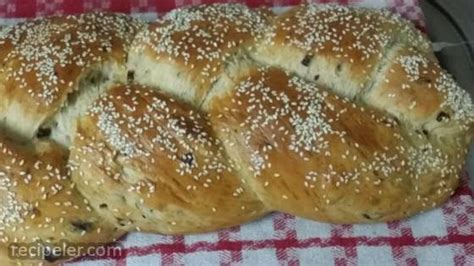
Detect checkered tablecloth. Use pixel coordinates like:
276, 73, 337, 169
1, 0, 472, 265
69, 175, 473, 266
0, 0, 426, 27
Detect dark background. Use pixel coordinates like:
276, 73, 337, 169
420, 0, 474, 191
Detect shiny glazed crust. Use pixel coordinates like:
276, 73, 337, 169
0, 3, 473, 265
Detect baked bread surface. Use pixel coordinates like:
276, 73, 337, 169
0, 3, 472, 265
0, 12, 142, 265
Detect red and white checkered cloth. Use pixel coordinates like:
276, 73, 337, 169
0, 0, 426, 28
1, 0, 472, 265
69, 176, 473, 266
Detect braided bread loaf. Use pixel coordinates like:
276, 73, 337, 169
0, 3, 472, 264
0, 13, 142, 264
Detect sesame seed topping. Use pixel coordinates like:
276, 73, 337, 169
132, 4, 269, 103
0, 174, 32, 229
0, 13, 143, 106
397, 54, 428, 82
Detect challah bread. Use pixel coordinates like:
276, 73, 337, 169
0, 13, 145, 146
205, 65, 462, 223
127, 4, 272, 106
122, 3, 471, 225
0, 136, 124, 264
69, 84, 267, 233
0, 3, 471, 265
363, 45, 473, 143
250, 4, 473, 144
0, 13, 143, 265
250, 5, 435, 99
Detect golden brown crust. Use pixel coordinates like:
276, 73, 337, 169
0, 136, 124, 264
0, 13, 145, 264
249, 4, 473, 154
207, 67, 463, 223
0, 13, 144, 140
69, 84, 267, 234
95, 2, 473, 227
0, 4, 472, 264
366, 47, 445, 124
364, 46, 474, 144
251, 4, 433, 99
128, 3, 272, 105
